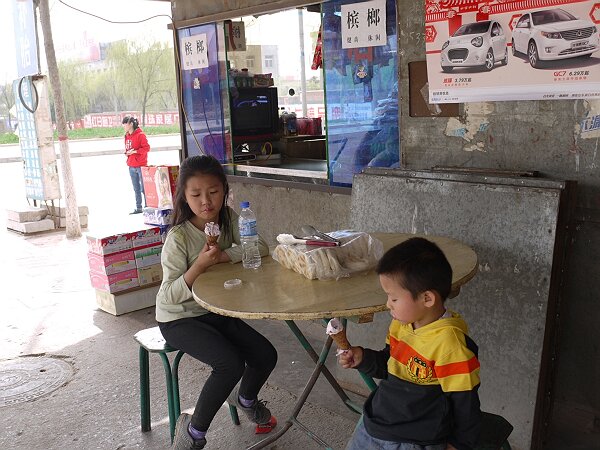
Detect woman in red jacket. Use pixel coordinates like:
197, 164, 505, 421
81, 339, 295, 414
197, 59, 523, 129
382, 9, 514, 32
122, 116, 150, 214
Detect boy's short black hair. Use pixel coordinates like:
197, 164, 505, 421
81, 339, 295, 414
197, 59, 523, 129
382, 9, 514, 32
376, 237, 452, 301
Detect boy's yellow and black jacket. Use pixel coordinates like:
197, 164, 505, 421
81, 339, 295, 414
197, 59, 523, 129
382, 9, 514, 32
356, 311, 481, 450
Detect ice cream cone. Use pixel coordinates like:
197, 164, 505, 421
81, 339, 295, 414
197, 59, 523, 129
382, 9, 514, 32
330, 330, 351, 351
204, 222, 220, 247
326, 318, 351, 353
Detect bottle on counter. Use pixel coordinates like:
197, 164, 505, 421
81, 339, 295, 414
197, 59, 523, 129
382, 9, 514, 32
283, 111, 297, 136
238, 201, 261, 269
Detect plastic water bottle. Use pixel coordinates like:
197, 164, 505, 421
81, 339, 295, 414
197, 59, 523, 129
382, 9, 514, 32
238, 201, 261, 269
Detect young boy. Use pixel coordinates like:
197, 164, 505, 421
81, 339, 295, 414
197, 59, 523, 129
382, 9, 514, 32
339, 237, 481, 450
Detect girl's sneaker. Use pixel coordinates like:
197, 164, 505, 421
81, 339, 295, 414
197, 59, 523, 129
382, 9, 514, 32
228, 390, 272, 425
171, 413, 206, 450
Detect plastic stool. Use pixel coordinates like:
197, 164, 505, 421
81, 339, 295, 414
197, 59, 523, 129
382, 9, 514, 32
134, 326, 240, 441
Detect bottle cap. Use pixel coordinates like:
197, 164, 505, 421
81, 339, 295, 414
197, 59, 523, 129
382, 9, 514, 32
240, 201, 250, 208
224, 278, 242, 289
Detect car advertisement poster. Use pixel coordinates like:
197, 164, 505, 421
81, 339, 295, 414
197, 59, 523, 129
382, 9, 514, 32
425, 0, 600, 103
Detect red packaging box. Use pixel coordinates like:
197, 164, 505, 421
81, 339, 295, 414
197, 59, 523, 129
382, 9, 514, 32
296, 117, 322, 136
87, 250, 136, 276
132, 226, 162, 248
89, 268, 139, 293
142, 166, 179, 209
87, 232, 136, 256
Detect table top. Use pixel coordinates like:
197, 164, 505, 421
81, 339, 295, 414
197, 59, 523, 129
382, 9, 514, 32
191, 233, 477, 321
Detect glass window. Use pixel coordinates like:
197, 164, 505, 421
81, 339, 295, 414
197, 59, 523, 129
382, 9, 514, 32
264, 55, 274, 68
323, 0, 399, 186
178, 23, 228, 161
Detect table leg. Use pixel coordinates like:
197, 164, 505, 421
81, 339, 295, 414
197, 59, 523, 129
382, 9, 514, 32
246, 320, 358, 450
286, 320, 362, 414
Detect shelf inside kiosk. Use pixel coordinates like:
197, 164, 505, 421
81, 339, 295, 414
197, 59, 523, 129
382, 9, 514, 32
224, 7, 326, 180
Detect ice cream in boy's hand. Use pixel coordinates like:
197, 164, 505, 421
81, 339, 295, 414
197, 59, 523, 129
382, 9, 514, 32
326, 318, 351, 355
204, 222, 220, 247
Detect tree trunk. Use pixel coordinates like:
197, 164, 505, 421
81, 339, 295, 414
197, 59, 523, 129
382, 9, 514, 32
38, 0, 81, 238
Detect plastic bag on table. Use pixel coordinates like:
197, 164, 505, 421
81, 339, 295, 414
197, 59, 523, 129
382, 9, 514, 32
272, 230, 384, 280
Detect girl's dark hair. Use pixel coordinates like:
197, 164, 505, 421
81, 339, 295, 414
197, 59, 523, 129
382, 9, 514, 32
172, 155, 231, 236
376, 237, 452, 301
122, 116, 139, 130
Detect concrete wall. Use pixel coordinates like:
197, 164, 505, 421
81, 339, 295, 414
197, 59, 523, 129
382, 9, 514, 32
173, 0, 600, 447
398, 0, 600, 446
228, 179, 351, 239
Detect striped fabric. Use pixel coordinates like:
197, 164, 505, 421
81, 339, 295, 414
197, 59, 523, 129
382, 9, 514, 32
385, 312, 480, 392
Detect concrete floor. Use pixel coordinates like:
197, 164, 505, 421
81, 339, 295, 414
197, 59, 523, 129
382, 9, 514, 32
0, 216, 362, 450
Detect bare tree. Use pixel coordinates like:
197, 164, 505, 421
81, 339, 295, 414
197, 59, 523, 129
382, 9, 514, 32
38, 0, 81, 238
107, 40, 176, 126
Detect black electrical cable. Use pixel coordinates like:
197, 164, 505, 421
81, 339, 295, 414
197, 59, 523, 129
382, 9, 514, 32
18, 77, 39, 114
58, 0, 172, 24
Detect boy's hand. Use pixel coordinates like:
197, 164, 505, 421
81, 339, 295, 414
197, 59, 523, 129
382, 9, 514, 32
445, 444, 458, 450
338, 346, 363, 369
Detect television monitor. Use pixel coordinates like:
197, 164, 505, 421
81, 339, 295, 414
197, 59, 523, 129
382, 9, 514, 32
230, 87, 279, 141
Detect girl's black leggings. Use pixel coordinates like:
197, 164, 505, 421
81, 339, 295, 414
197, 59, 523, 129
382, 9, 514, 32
159, 313, 278, 432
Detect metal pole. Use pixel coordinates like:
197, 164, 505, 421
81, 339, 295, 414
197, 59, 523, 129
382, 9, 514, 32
297, 8, 308, 118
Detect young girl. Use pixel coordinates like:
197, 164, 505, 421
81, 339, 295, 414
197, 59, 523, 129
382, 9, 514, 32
156, 155, 277, 450
122, 116, 150, 214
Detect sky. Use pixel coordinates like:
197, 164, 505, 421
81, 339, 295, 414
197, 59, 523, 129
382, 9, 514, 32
0, 0, 173, 83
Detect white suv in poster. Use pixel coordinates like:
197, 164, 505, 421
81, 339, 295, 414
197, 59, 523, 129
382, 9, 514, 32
512, 8, 599, 68
440, 20, 508, 72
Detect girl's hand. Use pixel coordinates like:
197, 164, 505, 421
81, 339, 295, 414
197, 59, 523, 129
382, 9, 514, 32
339, 346, 363, 369
446, 444, 458, 450
195, 242, 221, 270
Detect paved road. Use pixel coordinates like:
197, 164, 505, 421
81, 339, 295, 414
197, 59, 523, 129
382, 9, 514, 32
0, 144, 181, 226
0, 134, 182, 162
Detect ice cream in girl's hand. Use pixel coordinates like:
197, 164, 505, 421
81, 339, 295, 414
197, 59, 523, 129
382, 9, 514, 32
204, 222, 220, 247
326, 318, 351, 355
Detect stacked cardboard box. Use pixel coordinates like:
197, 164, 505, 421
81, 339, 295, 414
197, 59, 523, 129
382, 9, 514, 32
141, 165, 178, 210
87, 226, 164, 315
142, 165, 178, 244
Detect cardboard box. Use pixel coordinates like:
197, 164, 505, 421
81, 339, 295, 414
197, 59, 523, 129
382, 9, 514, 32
87, 250, 136, 276
142, 166, 179, 209
134, 243, 162, 269
132, 226, 162, 248
87, 231, 135, 256
138, 263, 163, 286
95, 284, 160, 316
143, 207, 173, 226
89, 268, 139, 293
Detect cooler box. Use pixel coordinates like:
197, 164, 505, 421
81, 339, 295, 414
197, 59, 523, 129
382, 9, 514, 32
142, 166, 179, 209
